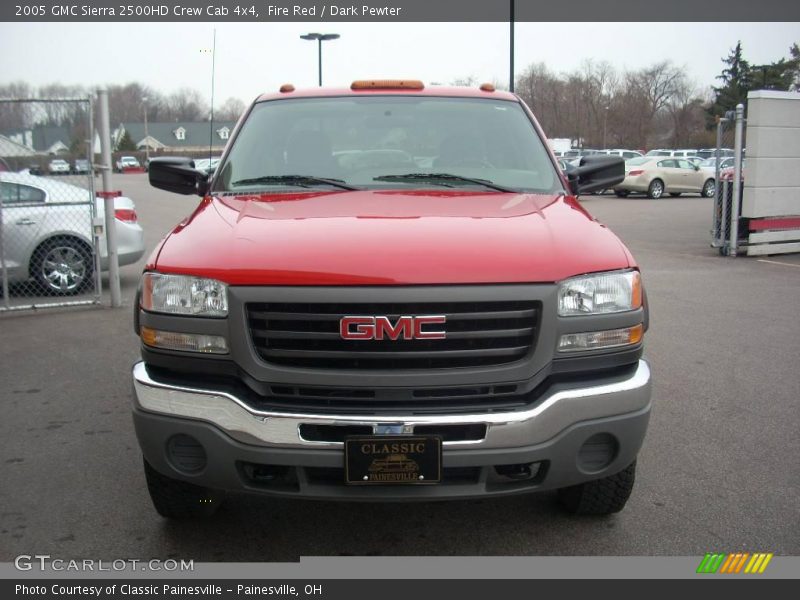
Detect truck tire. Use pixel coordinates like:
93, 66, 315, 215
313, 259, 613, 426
557, 460, 636, 515
143, 459, 225, 519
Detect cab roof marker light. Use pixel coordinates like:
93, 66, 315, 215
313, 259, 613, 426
350, 80, 425, 90
479, 83, 496, 92
279, 84, 295, 93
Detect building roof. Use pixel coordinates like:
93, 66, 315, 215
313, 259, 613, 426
120, 121, 236, 148
0, 134, 37, 157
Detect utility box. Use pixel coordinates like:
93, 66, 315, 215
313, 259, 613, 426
742, 91, 800, 255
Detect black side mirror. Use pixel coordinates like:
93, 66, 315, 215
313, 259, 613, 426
148, 157, 209, 196
568, 155, 625, 195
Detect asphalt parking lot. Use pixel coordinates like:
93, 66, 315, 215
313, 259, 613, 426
1, 174, 798, 560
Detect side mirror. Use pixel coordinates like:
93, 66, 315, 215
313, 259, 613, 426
568, 155, 625, 195
148, 157, 209, 196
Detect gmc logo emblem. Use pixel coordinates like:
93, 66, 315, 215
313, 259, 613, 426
340, 316, 447, 340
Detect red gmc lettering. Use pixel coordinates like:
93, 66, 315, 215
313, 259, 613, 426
340, 316, 447, 340
339, 317, 374, 340
413, 316, 446, 339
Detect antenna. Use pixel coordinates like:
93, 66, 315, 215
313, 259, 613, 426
208, 28, 216, 163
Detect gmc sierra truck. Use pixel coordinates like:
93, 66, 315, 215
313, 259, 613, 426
132, 80, 651, 518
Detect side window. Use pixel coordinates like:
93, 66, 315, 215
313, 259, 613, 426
657, 160, 674, 168
677, 160, 692, 169
0, 182, 46, 204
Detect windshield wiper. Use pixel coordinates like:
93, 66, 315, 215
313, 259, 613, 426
373, 173, 518, 193
231, 175, 361, 191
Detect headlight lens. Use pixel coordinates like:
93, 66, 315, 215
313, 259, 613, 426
141, 273, 228, 317
558, 270, 641, 316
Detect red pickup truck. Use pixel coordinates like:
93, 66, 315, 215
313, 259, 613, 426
133, 81, 651, 518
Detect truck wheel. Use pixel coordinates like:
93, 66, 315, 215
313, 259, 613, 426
647, 179, 664, 199
143, 459, 225, 519
557, 461, 636, 515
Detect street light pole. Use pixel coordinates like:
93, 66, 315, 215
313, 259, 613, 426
142, 96, 149, 165
300, 33, 340, 86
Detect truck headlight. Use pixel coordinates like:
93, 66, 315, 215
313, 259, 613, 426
140, 273, 228, 317
558, 270, 642, 316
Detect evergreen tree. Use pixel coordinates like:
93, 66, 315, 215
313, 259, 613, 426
707, 41, 751, 124
116, 129, 136, 152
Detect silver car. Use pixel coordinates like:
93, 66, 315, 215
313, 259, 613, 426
0, 172, 145, 294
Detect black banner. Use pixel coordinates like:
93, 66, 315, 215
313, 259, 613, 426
2, 0, 800, 22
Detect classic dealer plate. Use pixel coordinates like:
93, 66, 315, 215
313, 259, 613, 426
345, 436, 442, 484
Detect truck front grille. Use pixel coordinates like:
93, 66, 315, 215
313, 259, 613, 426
246, 300, 540, 370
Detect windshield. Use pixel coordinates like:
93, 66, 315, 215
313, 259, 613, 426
212, 96, 561, 194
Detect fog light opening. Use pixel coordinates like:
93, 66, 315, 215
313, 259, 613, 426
166, 434, 207, 474
577, 433, 619, 473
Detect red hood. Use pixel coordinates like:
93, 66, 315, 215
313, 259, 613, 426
152, 190, 632, 285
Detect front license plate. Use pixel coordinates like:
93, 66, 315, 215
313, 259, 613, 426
345, 436, 442, 485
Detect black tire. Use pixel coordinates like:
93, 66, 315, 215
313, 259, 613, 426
143, 459, 224, 519
30, 236, 93, 295
614, 190, 629, 198
647, 179, 664, 199
557, 461, 636, 515
702, 179, 715, 198
669, 192, 682, 197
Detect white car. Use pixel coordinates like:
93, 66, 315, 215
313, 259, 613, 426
599, 149, 644, 160
115, 156, 141, 172
48, 159, 71, 175
0, 172, 145, 294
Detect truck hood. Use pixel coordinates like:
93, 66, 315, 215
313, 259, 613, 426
153, 190, 632, 285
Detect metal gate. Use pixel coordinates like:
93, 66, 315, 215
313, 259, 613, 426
0, 98, 101, 311
711, 104, 746, 256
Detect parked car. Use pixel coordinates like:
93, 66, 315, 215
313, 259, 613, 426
695, 148, 735, 160
698, 157, 736, 179
192, 156, 221, 174
72, 158, 91, 174
598, 149, 644, 160
644, 149, 697, 158
0, 172, 145, 294
614, 157, 716, 198
115, 156, 141, 172
47, 159, 71, 175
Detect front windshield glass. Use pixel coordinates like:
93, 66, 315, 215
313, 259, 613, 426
213, 95, 562, 194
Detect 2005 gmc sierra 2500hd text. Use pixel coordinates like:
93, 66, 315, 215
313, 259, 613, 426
132, 80, 651, 519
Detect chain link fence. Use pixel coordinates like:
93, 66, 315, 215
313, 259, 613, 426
711, 117, 736, 249
0, 98, 101, 310
710, 108, 746, 255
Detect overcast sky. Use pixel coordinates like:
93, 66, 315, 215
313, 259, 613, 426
0, 22, 797, 105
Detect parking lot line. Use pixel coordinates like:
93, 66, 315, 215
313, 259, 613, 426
756, 259, 800, 268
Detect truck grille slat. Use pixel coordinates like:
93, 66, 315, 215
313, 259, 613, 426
260, 346, 530, 360
247, 300, 540, 370
251, 327, 535, 340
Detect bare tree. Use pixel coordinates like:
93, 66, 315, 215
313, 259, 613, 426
216, 97, 247, 122
0, 82, 36, 131
167, 87, 209, 121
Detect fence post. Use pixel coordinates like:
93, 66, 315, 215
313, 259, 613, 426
0, 192, 8, 309
729, 103, 745, 257
97, 87, 121, 307
714, 118, 727, 247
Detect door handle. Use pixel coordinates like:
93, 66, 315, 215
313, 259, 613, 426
16, 218, 37, 225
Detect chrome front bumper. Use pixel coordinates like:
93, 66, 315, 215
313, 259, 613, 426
132, 360, 651, 451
